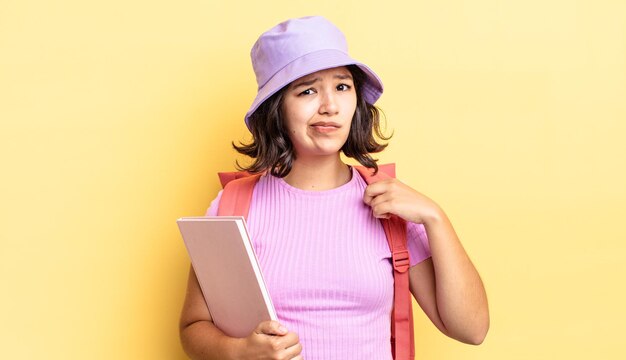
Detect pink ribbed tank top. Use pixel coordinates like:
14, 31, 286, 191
206, 167, 431, 359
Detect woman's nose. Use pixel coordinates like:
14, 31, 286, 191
318, 91, 339, 115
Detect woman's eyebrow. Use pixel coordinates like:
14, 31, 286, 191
292, 77, 321, 89
291, 74, 353, 89
334, 74, 353, 80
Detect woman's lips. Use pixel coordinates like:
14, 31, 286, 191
310, 122, 340, 133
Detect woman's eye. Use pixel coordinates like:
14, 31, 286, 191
299, 88, 315, 96
337, 84, 352, 91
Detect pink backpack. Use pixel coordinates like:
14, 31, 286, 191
216, 163, 415, 360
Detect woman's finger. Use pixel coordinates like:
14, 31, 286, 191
362, 181, 392, 205
371, 199, 394, 219
367, 191, 392, 209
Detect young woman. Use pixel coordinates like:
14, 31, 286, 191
179, 16, 489, 360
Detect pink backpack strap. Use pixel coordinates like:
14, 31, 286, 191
355, 163, 415, 360
216, 172, 262, 219
218, 171, 253, 189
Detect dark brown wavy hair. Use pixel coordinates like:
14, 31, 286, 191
233, 65, 391, 177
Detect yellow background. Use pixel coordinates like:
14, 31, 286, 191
1, 1, 625, 359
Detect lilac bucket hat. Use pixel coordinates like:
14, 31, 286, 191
244, 16, 384, 128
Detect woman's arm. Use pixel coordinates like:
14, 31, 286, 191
363, 179, 489, 344
180, 266, 243, 359
180, 266, 303, 359
408, 213, 489, 345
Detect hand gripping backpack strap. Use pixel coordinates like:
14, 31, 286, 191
355, 164, 415, 360
216, 171, 262, 218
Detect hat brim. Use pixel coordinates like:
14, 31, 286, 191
244, 48, 383, 128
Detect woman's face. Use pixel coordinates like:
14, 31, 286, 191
281, 66, 357, 159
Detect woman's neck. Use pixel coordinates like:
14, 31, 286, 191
283, 155, 352, 191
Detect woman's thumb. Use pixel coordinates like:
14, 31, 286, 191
255, 320, 288, 336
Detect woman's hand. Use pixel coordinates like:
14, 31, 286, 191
236, 320, 303, 360
363, 180, 490, 344
363, 178, 442, 224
